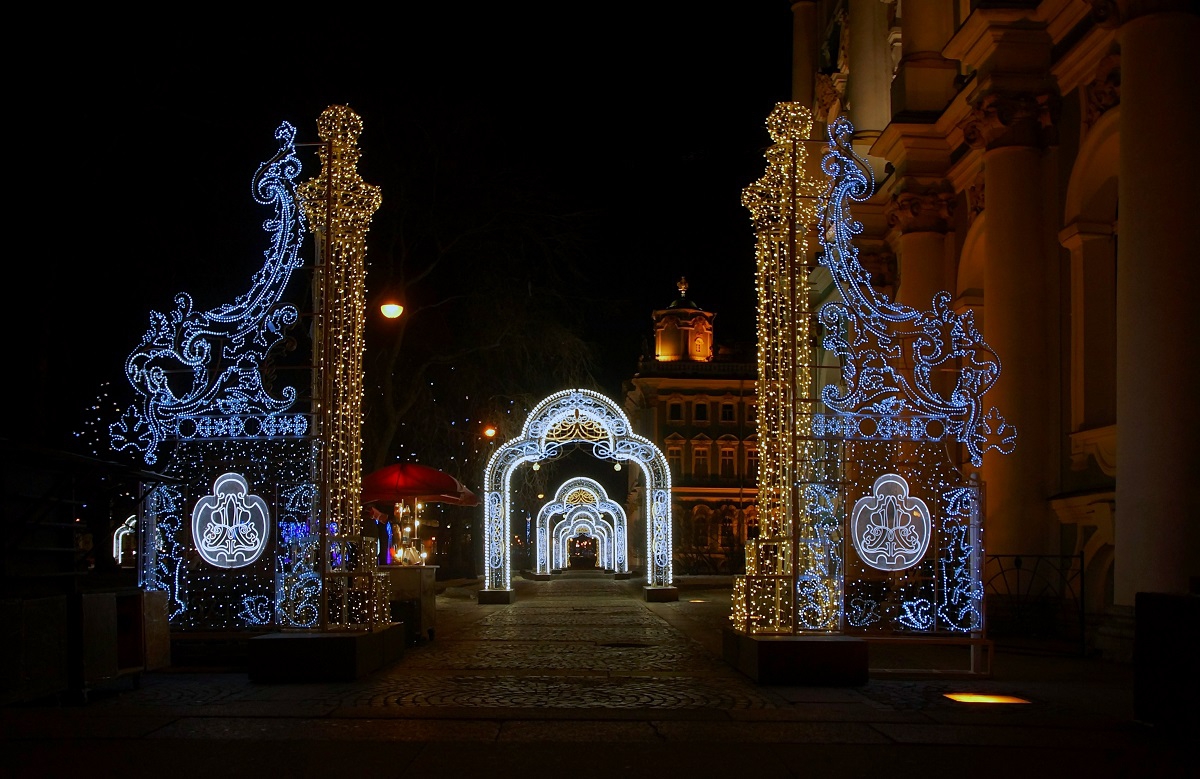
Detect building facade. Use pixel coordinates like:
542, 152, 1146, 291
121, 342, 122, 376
788, 0, 1198, 657
624, 279, 759, 575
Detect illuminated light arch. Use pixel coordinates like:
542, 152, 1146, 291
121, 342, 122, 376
112, 515, 137, 565
483, 389, 672, 598
534, 477, 628, 575
552, 510, 614, 571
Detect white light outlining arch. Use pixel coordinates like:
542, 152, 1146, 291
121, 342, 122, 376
553, 510, 613, 571
483, 389, 672, 597
535, 477, 628, 575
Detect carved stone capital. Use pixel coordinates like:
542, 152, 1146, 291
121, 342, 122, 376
966, 173, 985, 223
815, 72, 844, 121
1084, 53, 1121, 132
960, 90, 1059, 150
885, 187, 955, 233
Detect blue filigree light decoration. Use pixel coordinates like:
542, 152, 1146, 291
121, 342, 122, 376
815, 116, 1015, 467
142, 485, 188, 620
111, 122, 309, 464
796, 484, 842, 630
937, 486, 984, 631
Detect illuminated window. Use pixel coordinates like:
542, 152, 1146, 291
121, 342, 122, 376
719, 449, 735, 477
693, 447, 709, 477
745, 448, 758, 478
667, 447, 682, 475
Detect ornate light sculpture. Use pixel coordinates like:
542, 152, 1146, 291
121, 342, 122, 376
298, 105, 383, 630
115, 107, 384, 633
732, 107, 1015, 643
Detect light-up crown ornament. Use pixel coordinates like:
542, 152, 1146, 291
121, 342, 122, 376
110, 122, 309, 464
814, 116, 1016, 467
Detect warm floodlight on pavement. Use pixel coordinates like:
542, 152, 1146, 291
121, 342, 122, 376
944, 693, 1030, 704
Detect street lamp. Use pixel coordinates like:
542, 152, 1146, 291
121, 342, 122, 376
380, 302, 404, 319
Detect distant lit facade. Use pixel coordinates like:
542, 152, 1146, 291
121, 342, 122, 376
624, 279, 758, 575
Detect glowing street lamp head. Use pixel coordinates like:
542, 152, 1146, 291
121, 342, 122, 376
483, 425, 497, 438
380, 302, 404, 319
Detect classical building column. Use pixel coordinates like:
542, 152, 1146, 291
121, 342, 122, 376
962, 91, 1060, 557
890, 0, 957, 120
790, 1, 819, 110
885, 186, 954, 312
1110, 3, 1200, 603
847, 0, 893, 170
1059, 220, 1116, 467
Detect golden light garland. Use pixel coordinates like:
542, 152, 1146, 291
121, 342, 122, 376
298, 105, 383, 630
732, 103, 837, 634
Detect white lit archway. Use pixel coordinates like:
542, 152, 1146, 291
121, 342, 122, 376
483, 389, 672, 601
535, 476, 628, 575
553, 510, 613, 571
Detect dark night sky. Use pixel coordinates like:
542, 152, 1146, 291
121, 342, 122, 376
12, 5, 794, 450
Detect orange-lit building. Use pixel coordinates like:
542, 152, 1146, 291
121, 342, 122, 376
624, 279, 758, 574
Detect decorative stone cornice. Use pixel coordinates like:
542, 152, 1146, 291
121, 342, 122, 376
884, 186, 956, 233
1069, 424, 1117, 476
1088, 0, 1198, 29
959, 90, 1059, 149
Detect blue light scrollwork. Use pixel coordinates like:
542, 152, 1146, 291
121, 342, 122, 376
815, 116, 1016, 467
110, 122, 308, 464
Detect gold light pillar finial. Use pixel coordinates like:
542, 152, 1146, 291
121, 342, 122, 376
677, 276, 688, 298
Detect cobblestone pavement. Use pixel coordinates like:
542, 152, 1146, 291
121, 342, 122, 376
3, 574, 1189, 778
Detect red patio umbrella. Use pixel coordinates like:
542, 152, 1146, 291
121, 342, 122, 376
361, 462, 479, 506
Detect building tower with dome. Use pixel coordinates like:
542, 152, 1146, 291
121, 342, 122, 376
623, 278, 759, 575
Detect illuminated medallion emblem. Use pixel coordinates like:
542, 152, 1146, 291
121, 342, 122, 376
191, 472, 271, 568
850, 473, 931, 571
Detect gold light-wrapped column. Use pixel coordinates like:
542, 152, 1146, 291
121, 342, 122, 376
298, 105, 383, 630
733, 103, 837, 635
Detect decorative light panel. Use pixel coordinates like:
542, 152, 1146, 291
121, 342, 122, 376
192, 472, 272, 568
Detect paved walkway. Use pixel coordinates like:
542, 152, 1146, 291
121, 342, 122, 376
3, 574, 1188, 778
